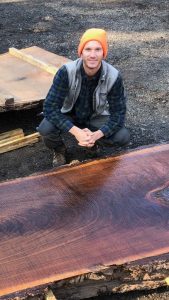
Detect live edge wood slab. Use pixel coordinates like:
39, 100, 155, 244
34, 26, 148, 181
0, 144, 169, 299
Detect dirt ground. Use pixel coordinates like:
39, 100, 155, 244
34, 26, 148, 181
0, 0, 169, 299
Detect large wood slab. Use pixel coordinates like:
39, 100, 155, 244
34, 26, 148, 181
0, 46, 70, 111
0, 144, 169, 297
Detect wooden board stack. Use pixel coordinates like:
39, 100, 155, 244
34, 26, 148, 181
0, 129, 40, 153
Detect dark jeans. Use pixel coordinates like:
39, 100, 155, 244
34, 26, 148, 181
37, 115, 130, 150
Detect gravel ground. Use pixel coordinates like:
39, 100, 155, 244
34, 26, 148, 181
0, 0, 169, 299
92, 287, 169, 299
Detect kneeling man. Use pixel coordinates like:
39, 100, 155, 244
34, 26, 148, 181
38, 28, 130, 166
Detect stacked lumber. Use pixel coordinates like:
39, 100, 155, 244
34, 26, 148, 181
0, 129, 40, 154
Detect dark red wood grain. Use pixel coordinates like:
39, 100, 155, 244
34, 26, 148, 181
0, 144, 169, 296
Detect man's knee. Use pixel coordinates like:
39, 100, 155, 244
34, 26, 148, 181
36, 118, 56, 136
101, 127, 130, 147
111, 127, 130, 146
37, 118, 63, 150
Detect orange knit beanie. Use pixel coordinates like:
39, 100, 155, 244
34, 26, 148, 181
78, 28, 108, 58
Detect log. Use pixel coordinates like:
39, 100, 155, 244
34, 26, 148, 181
0, 132, 40, 153
0, 143, 169, 299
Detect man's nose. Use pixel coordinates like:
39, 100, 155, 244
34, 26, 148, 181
89, 50, 97, 57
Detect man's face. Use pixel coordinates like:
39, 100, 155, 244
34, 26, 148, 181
81, 40, 104, 72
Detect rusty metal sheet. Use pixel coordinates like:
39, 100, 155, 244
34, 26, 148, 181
0, 46, 70, 111
0, 144, 169, 296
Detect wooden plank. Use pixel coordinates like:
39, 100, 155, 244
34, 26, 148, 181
0, 134, 24, 145
0, 129, 24, 140
0, 132, 40, 153
0, 46, 71, 111
0, 88, 15, 108
9, 48, 58, 75
51, 258, 169, 299
0, 255, 168, 300
0, 132, 40, 146
0, 138, 39, 153
19, 46, 71, 70
0, 144, 169, 297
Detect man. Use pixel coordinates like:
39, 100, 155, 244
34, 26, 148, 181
38, 28, 130, 166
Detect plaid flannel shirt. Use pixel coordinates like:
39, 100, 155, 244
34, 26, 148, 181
43, 64, 127, 137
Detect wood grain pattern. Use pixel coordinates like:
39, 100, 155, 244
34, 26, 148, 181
0, 132, 40, 154
0, 144, 169, 297
0, 46, 71, 111
0, 129, 24, 140
9, 46, 71, 74
9, 48, 59, 75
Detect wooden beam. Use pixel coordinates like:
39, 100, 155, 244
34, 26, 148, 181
0, 134, 24, 145
9, 48, 58, 75
0, 138, 39, 153
0, 132, 40, 153
0, 129, 24, 140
